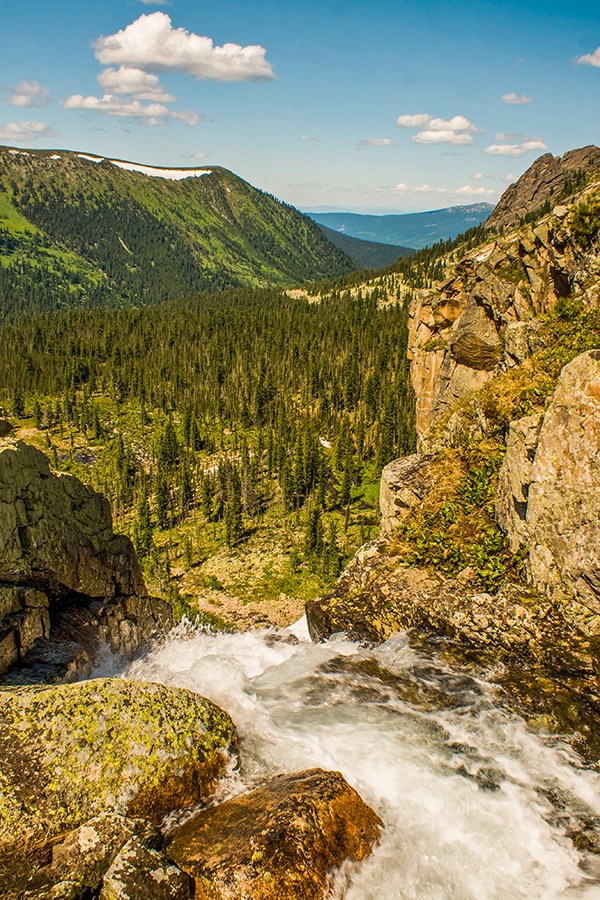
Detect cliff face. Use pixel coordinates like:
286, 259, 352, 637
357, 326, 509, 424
486, 145, 600, 230
0, 439, 172, 683
408, 159, 600, 443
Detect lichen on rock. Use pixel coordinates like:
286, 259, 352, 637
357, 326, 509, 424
0, 678, 238, 866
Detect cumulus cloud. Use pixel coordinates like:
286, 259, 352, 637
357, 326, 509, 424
299, 135, 321, 142
97, 66, 176, 102
8, 79, 50, 108
414, 184, 447, 193
494, 132, 520, 141
483, 139, 547, 157
94, 12, 275, 82
359, 138, 396, 147
413, 130, 474, 145
182, 151, 208, 159
501, 92, 532, 104
0, 121, 56, 141
455, 185, 497, 196
62, 92, 201, 126
472, 172, 484, 180
577, 46, 600, 68
137, 0, 170, 4
505, 173, 516, 182
396, 113, 431, 127
397, 112, 480, 146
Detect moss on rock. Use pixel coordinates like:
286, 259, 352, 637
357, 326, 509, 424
0, 678, 237, 866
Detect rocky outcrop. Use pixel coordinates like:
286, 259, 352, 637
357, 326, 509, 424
379, 453, 434, 535
408, 151, 600, 442
486, 146, 600, 230
0, 677, 237, 868
166, 768, 382, 900
497, 350, 600, 610
0, 439, 173, 682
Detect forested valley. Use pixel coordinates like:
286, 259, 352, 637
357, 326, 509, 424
1, 284, 415, 624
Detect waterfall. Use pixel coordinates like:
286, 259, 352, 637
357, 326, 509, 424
117, 622, 600, 899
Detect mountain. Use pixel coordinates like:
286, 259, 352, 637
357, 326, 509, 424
485, 144, 600, 229
314, 223, 414, 268
0, 146, 356, 318
306, 204, 495, 250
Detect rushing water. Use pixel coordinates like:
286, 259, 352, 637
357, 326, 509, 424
119, 620, 600, 899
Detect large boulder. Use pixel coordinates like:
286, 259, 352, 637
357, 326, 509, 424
0, 678, 237, 868
496, 350, 600, 611
0, 439, 172, 682
166, 768, 382, 900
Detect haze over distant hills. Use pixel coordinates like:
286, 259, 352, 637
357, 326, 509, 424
306, 204, 495, 250
314, 224, 413, 269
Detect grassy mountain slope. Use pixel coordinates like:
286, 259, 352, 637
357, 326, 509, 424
0, 147, 355, 318
315, 223, 414, 268
307, 204, 495, 250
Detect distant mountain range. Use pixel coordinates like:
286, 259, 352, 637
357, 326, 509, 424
315, 224, 413, 268
0, 146, 357, 318
306, 204, 495, 251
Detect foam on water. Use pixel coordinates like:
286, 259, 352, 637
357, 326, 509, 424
123, 625, 600, 899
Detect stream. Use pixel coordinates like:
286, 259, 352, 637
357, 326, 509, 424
117, 620, 600, 899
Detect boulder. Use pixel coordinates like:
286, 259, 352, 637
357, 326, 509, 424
100, 838, 191, 900
166, 768, 382, 900
0, 678, 237, 865
525, 350, 600, 610
0, 439, 173, 682
379, 453, 434, 535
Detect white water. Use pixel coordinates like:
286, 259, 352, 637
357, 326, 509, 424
120, 624, 600, 899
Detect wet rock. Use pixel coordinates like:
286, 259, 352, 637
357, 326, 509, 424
0, 678, 237, 862
167, 768, 382, 900
0, 439, 173, 681
379, 453, 434, 535
100, 837, 191, 900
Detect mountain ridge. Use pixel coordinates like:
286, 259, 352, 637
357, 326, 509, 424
306, 203, 494, 250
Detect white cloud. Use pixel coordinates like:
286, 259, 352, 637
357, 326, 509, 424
505, 173, 516, 182
483, 139, 547, 157
62, 92, 201, 126
398, 112, 480, 146
0, 121, 56, 141
413, 130, 474, 145
182, 151, 208, 159
577, 47, 600, 68
393, 182, 408, 191
170, 110, 202, 125
494, 132, 520, 141
300, 135, 321, 142
472, 172, 484, 180
359, 138, 395, 147
396, 113, 431, 127
98, 66, 176, 102
94, 12, 275, 82
8, 79, 50, 108
501, 92, 532, 104
414, 184, 447, 193
455, 185, 497, 196
137, 0, 170, 4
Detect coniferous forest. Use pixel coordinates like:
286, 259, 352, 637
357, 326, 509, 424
1, 285, 416, 622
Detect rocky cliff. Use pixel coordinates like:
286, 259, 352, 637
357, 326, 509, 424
0, 438, 172, 683
408, 150, 600, 442
307, 148, 600, 758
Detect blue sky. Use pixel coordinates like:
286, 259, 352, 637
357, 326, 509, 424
1, 0, 600, 213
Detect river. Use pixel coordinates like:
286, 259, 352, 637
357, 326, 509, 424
117, 619, 600, 899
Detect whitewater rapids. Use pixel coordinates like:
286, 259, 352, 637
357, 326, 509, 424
115, 621, 600, 899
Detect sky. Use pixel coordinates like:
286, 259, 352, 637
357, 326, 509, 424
1, 0, 600, 213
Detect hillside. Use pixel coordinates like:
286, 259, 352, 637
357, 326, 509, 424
307, 203, 494, 250
0, 146, 355, 319
315, 223, 414, 268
